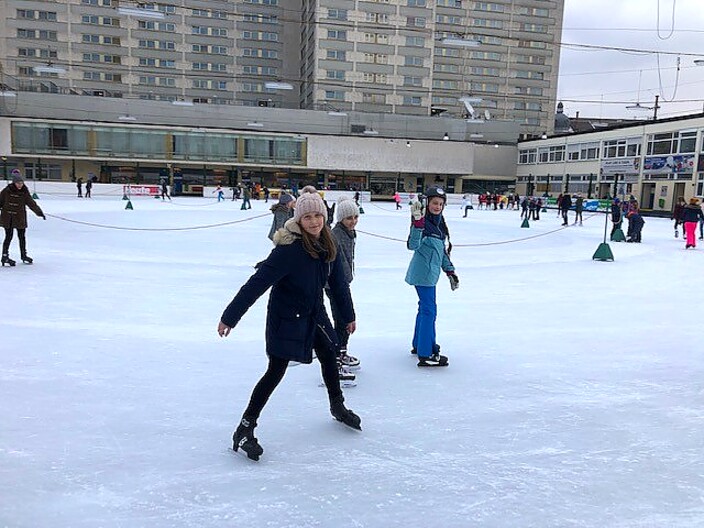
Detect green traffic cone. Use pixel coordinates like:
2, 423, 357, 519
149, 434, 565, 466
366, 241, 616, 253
592, 242, 614, 261
125, 200, 133, 210
521, 217, 530, 228
541, 206, 547, 212
32, 192, 40, 199
154, 194, 161, 199
122, 193, 129, 200
610, 228, 626, 242
359, 206, 365, 214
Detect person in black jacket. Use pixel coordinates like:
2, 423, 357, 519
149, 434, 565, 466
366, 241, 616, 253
1, 170, 45, 266
672, 196, 685, 238
573, 194, 584, 225
560, 193, 572, 226
681, 197, 704, 249
218, 192, 361, 461
610, 198, 623, 239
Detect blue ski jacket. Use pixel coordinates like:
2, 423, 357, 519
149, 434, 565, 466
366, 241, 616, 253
404, 216, 454, 287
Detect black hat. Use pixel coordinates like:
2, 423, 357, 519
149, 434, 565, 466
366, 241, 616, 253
425, 186, 447, 202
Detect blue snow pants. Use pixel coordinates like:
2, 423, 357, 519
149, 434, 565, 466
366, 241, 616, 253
412, 285, 437, 358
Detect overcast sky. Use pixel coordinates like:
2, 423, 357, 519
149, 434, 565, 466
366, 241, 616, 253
557, 0, 704, 120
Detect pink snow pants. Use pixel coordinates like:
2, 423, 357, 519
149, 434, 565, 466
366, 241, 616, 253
685, 222, 697, 247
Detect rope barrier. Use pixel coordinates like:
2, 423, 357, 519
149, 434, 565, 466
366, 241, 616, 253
45, 212, 269, 232
357, 211, 603, 248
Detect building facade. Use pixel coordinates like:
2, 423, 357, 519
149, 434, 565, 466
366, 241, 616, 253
1, 0, 564, 134
516, 113, 704, 213
0, 92, 519, 196
0, 0, 300, 108
301, 0, 564, 134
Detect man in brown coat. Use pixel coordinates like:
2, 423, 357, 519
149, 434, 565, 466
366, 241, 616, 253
1, 170, 45, 266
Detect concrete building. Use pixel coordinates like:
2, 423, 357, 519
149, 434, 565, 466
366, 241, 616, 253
1, 0, 564, 134
0, 92, 520, 195
304, 0, 564, 135
0, 0, 300, 108
516, 113, 704, 214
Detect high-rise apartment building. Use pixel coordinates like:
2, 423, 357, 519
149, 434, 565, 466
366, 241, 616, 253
0, 0, 300, 108
0, 0, 564, 133
303, 0, 564, 133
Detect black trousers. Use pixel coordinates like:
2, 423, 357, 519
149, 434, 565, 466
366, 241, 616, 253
242, 321, 342, 421
3, 227, 27, 256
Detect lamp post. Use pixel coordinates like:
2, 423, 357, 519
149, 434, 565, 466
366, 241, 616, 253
527, 173, 534, 197
587, 172, 593, 199
2, 157, 6, 181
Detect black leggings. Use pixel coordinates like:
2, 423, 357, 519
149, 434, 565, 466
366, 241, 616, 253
2, 227, 26, 256
243, 327, 342, 421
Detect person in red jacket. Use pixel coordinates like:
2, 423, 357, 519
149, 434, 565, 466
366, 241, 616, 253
681, 197, 704, 249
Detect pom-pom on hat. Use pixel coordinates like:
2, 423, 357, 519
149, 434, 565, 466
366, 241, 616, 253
11, 168, 23, 184
293, 191, 327, 223
336, 197, 360, 222
301, 185, 318, 194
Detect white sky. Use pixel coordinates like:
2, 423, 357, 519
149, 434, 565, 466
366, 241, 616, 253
558, 0, 704, 120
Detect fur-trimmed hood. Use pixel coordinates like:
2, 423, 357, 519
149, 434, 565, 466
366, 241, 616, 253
272, 218, 302, 246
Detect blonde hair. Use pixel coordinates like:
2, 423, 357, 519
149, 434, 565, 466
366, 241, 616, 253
300, 224, 337, 262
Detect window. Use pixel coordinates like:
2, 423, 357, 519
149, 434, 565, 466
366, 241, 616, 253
364, 73, 387, 83
407, 0, 426, 6
367, 13, 389, 24
516, 70, 544, 80
325, 90, 345, 100
436, 0, 462, 6
435, 15, 462, 24
473, 18, 503, 29
327, 9, 348, 20
406, 36, 425, 47
405, 56, 424, 66
471, 51, 501, 61
407, 16, 426, 27
474, 2, 504, 11
327, 30, 347, 40
327, 70, 345, 80
434, 64, 459, 73
472, 67, 499, 76
518, 149, 537, 164
646, 131, 696, 155
403, 96, 422, 106
362, 93, 386, 104
521, 24, 547, 33
327, 50, 346, 61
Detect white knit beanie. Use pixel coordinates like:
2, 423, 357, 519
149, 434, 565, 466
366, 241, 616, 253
336, 197, 360, 222
293, 192, 328, 223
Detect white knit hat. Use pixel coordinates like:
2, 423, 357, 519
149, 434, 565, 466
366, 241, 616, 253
336, 197, 360, 222
293, 192, 328, 223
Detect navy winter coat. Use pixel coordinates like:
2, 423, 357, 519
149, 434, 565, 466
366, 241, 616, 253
221, 219, 354, 364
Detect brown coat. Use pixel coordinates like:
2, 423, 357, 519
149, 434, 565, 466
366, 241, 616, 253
0, 183, 44, 229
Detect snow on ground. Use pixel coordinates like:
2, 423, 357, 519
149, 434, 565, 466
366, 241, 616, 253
1, 192, 703, 528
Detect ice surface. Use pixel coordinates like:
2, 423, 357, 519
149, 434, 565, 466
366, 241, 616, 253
1, 194, 703, 528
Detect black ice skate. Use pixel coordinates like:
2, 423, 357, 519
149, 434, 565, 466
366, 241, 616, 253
232, 417, 264, 461
410, 344, 441, 356
330, 396, 362, 430
21, 254, 33, 265
417, 352, 449, 367
1, 254, 16, 267
339, 348, 360, 370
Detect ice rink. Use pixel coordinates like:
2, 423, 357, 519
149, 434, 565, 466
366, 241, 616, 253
1, 192, 702, 528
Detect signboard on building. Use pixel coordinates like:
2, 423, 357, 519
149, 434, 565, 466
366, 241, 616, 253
600, 158, 640, 175
643, 155, 695, 174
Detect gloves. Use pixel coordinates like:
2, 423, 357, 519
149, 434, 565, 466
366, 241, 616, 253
410, 200, 424, 221
410, 200, 425, 228
446, 271, 459, 291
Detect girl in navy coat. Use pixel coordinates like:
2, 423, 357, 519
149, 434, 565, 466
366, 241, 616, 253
218, 192, 361, 461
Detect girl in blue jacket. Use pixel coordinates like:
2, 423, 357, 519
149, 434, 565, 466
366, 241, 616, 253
405, 186, 459, 367
218, 192, 361, 461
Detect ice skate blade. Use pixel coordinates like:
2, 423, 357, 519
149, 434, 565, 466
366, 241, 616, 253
233, 444, 262, 462
333, 417, 362, 431
417, 361, 449, 367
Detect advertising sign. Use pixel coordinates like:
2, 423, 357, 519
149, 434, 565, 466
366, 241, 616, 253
643, 155, 695, 174
600, 158, 640, 175
123, 185, 159, 196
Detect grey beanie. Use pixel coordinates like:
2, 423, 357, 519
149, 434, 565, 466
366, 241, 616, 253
11, 169, 23, 184
336, 197, 360, 222
279, 192, 294, 205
